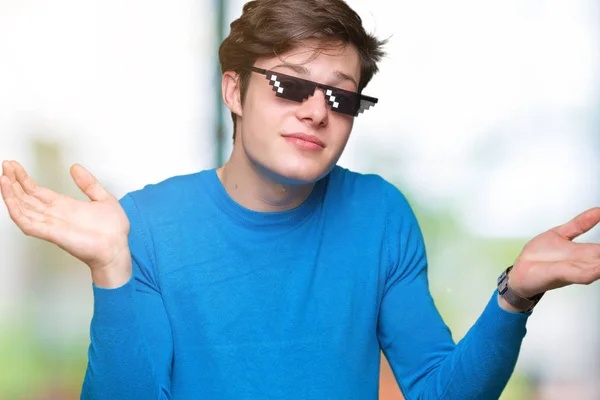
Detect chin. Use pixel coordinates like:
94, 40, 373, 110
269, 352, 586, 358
244, 142, 337, 185
270, 160, 333, 185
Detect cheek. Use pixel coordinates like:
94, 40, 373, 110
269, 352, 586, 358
240, 102, 287, 156
244, 87, 286, 121
331, 116, 354, 143
243, 95, 273, 128
248, 110, 282, 136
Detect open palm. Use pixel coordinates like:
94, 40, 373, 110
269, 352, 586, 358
0, 160, 130, 270
510, 207, 600, 298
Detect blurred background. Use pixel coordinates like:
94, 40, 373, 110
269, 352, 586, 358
0, 0, 599, 399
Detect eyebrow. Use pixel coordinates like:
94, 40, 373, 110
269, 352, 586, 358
270, 64, 358, 89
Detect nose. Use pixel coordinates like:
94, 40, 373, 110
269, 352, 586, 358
295, 88, 329, 127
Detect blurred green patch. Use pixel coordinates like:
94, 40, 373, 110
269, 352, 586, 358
0, 317, 87, 400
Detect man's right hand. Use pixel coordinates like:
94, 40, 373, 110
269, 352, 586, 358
0, 160, 132, 288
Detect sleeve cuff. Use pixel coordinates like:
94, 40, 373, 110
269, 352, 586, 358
91, 276, 137, 326
475, 290, 530, 340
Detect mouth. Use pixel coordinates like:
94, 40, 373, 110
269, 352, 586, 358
281, 133, 325, 148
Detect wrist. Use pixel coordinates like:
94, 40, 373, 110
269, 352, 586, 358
90, 248, 132, 289
497, 294, 530, 313
497, 265, 545, 313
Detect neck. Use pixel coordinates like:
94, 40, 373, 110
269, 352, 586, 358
216, 145, 315, 213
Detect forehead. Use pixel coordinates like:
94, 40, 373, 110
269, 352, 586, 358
257, 41, 361, 83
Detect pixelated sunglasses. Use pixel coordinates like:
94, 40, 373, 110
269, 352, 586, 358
249, 66, 378, 117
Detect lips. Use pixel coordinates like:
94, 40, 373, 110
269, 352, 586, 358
281, 133, 325, 148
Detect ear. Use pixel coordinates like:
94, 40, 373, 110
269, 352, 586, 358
222, 71, 243, 118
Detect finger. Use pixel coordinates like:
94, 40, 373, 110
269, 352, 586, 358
7, 160, 60, 203
0, 175, 14, 204
10, 160, 38, 199
2, 177, 45, 219
3, 174, 51, 219
20, 176, 58, 204
11, 178, 27, 200
11, 160, 31, 187
70, 164, 113, 202
1, 175, 50, 238
2, 160, 16, 182
552, 207, 600, 241
17, 171, 40, 196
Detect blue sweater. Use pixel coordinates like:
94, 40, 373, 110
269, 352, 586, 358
81, 166, 530, 400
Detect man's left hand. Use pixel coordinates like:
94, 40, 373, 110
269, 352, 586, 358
508, 207, 600, 299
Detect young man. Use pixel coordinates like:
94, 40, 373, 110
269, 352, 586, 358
1, 0, 599, 399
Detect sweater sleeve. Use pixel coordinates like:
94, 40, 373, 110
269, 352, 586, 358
81, 194, 173, 399
377, 185, 530, 400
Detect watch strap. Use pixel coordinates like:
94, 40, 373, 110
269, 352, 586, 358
497, 265, 545, 313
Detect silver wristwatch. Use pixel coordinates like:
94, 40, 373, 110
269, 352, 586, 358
497, 265, 545, 313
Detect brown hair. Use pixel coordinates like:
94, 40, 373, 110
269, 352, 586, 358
219, 0, 387, 141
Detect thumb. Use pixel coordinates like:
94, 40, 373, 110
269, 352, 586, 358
70, 163, 113, 202
551, 207, 600, 241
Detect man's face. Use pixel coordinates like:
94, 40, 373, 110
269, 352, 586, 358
234, 42, 361, 184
